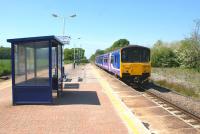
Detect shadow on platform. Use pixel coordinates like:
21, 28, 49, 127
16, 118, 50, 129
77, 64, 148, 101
54, 91, 101, 105
64, 83, 80, 89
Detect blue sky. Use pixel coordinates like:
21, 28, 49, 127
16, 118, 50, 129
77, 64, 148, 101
0, 0, 199, 58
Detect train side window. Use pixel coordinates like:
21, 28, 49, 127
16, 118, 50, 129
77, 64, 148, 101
111, 56, 114, 63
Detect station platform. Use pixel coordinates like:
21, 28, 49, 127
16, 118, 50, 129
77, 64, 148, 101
0, 64, 149, 134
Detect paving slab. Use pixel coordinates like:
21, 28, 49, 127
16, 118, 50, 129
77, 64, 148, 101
140, 116, 193, 133
133, 106, 171, 117
123, 96, 157, 108
117, 91, 142, 97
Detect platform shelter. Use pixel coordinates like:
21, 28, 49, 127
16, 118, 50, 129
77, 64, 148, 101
7, 36, 64, 104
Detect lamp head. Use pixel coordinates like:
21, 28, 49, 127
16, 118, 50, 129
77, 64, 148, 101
52, 14, 58, 18
70, 14, 77, 18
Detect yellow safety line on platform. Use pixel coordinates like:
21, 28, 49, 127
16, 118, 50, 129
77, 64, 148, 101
92, 66, 150, 134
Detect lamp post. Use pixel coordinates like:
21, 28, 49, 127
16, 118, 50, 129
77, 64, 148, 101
52, 13, 77, 42
77, 38, 81, 65
79, 43, 82, 64
73, 37, 81, 69
52, 13, 77, 80
73, 44, 76, 69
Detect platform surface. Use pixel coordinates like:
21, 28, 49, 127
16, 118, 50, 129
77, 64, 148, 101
0, 64, 148, 134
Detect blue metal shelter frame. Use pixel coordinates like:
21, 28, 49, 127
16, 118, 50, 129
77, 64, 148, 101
7, 36, 64, 105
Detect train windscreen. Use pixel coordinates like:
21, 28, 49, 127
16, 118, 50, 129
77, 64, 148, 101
121, 47, 150, 63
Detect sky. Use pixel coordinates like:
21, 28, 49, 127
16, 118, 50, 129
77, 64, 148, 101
0, 0, 200, 58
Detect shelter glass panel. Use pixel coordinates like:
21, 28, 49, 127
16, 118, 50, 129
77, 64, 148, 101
14, 41, 49, 86
15, 45, 26, 84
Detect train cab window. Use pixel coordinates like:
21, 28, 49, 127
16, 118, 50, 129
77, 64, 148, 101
121, 47, 150, 63
122, 51, 127, 60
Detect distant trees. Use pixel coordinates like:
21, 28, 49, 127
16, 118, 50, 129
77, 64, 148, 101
0, 46, 11, 59
64, 48, 74, 61
0, 46, 11, 76
64, 48, 87, 63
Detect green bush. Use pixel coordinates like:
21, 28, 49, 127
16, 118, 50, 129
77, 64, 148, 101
151, 40, 179, 67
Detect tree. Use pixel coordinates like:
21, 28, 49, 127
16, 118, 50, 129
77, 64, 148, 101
95, 49, 105, 56
110, 39, 129, 51
191, 19, 200, 41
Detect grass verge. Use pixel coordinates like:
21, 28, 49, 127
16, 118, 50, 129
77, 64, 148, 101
151, 67, 200, 99
152, 79, 200, 99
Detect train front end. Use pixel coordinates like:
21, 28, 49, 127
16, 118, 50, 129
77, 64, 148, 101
120, 45, 151, 83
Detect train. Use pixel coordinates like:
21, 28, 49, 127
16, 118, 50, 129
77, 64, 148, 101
95, 45, 151, 83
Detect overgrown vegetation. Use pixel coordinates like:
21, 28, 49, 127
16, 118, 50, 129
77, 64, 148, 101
90, 39, 129, 62
151, 39, 200, 71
